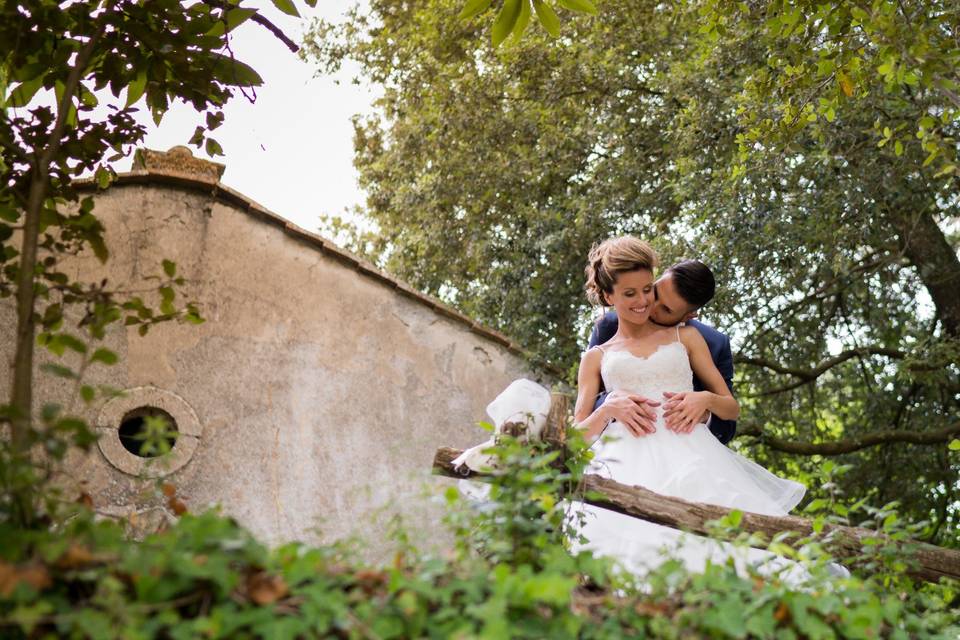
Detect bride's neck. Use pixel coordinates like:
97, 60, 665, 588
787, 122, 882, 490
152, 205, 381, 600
615, 318, 661, 341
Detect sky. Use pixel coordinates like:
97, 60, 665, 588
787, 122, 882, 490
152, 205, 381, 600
113, 1, 377, 235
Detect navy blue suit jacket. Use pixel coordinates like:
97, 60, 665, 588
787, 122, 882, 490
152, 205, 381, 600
587, 311, 737, 444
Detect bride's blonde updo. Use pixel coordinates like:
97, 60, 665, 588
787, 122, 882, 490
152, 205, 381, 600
585, 236, 659, 306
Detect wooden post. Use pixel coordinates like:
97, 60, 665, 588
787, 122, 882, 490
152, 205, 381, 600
541, 392, 569, 467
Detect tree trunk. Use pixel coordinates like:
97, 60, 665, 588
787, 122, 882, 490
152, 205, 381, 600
890, 209, 960, 338
433, 446, 960, 584
6, 19, 107, 527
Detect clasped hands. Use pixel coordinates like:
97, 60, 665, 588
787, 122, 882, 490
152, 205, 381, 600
603, 389, 710, 437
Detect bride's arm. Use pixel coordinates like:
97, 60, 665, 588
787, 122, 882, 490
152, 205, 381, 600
670, 327, 740, 426
574, 348, 612, 439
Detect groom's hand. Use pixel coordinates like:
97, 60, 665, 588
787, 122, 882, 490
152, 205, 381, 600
603, 390, 659, 437
662, 391, 711, 434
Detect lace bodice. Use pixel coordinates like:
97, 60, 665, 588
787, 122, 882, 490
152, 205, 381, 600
600, 341, 694, 400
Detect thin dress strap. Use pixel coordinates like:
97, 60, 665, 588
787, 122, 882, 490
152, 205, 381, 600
675, 325, 681, 342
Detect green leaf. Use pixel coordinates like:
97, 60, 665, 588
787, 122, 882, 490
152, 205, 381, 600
949, 439, 960, 451
39, 333, 63, 356
492, 0, 522, 47
206, 138, 224, 157
9, 602, 54, 634
8, 76, 44, 108
837, 71, 854, 97
41, 303, 63, 329
41, 363, 77, 379
557, 0, 597, 14
41, 403, 62, 421
126, 70, 147, 107
207, 51, 263, 91
229, 8, 258, 32
160, 286, 176, 314
511, 0, 532, 40
59, 333, 87, 354
206, 110, 225, 131
162, 259, 177, 277
79, 85, 98, 108
271, 0, 300, 17
459, 0, 493, 19
91, 348, 118, 365
189, 125, 206, 147
207, 8, 255, 36
0, 203, 19, 223
95, 167, 112, 190
89, 235, 109, 263
533, 0, 561, 38
80, 385, 96, 404
894, 140, 903, 156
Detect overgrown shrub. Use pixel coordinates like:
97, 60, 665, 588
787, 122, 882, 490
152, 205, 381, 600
1, 431, 957, 639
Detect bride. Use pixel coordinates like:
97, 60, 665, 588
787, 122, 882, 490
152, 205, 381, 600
569, 235, 807, 578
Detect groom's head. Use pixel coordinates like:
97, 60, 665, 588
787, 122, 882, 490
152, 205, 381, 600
650, 260, 716, 327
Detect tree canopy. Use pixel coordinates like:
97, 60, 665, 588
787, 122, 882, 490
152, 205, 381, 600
0, 4, 958, 636
305, 0, 960, 544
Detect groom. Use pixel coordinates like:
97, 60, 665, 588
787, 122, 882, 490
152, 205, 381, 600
588, 259, 736, 444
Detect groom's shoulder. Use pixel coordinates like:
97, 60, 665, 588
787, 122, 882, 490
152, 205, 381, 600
589, 310, 620, 347
685, 318, 729, 346
598, 310, 619, 329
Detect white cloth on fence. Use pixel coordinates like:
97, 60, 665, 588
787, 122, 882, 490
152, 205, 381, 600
450, 378, 552, 473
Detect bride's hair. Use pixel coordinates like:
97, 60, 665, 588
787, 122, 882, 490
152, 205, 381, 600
585, 236, 658, 306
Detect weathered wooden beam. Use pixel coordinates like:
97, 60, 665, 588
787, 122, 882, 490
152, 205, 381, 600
433, 446, 960, 584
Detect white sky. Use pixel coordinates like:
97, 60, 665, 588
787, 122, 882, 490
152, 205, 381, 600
113, 1, 377, 234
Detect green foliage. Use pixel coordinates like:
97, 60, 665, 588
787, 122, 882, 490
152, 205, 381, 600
1, 435, 957, 638
460, 0, 596, 46
303, 0, 960, 544
1, 3, 957, 636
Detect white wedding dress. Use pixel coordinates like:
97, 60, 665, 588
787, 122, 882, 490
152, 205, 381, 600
568, 333, 807, 578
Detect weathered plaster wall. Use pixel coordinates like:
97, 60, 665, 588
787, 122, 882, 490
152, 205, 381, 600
0, 176, 550, 553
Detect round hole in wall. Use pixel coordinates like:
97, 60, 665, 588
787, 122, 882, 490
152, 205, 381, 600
118, 406, 178, 458
98, 387, 202, 477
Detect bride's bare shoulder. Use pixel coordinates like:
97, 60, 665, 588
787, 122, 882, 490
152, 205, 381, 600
581, 345, 605, 362
678, 325, 707, 349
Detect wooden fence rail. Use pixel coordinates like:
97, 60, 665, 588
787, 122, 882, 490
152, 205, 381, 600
433, 394, 960, 584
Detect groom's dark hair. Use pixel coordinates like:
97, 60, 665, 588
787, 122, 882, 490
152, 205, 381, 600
666, 260, 716, 310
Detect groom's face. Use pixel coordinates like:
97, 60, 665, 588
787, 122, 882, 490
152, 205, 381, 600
650, 273, 696, 327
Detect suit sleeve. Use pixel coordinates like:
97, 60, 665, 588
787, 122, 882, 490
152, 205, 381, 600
709, 335, 737, 444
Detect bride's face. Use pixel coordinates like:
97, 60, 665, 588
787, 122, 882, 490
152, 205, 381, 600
606, 269, 655, 324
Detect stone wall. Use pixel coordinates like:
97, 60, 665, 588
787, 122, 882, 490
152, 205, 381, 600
0, 157, 551, 554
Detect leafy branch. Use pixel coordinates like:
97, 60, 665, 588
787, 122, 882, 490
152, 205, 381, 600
740, 421, 960, 456
460, 0, 598, 47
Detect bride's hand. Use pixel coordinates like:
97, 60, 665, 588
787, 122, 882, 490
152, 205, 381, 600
662, 391, 711, 434
603, 389, 660, 436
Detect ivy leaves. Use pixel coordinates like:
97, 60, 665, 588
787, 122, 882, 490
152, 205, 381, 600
460, 0, 597, 46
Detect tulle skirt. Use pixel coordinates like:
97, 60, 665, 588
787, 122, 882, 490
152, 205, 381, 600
568, 420, 807, 579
